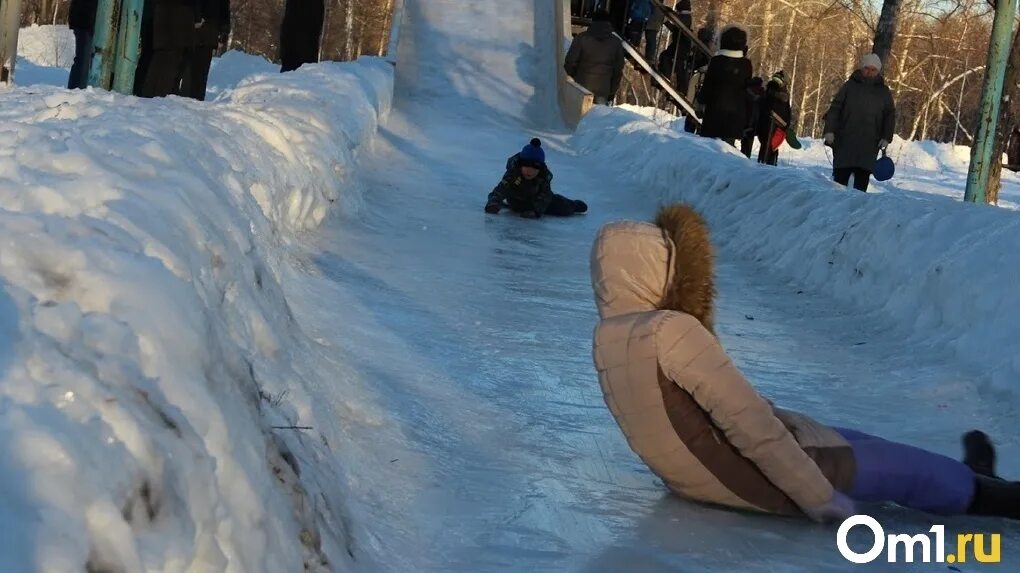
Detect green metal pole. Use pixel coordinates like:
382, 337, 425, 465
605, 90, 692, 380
89, 0, 121, 89
111, 0, 144, 94
0, 0, 22, 87
965, 0, 1017, 203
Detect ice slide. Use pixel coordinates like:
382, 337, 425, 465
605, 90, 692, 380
291, 1, 1020, 571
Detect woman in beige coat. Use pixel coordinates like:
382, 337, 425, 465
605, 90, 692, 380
590, 204, 1018, 522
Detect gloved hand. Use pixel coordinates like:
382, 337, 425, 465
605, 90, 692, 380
823, 133, 835, 146
519, 210, 539, 219
803, 491, 857, 524
484, 202, 501, 214
878, 139, 889, 150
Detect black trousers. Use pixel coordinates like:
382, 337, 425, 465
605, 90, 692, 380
833, 167, 872, 192
509, 194, 580, 217
135, 49, 189, 97
740, 134, 754, 158
181, 46, 215, 101
68, 29, 93, 89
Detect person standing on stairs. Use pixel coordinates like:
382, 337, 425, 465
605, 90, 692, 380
590, 203, 1020, 523
485, 139, 587, 219
757, 71, 792, 166
564, 11, 626, 105
696, 24, 753, 146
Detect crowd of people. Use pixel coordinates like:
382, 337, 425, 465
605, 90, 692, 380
65, 0, 327, 100
566, 0, 898, 191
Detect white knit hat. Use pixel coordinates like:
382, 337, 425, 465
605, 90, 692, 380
859, 53, 882, 72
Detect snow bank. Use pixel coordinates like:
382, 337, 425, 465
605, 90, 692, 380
574, 105, 1020, 391
0, 57, 392, 571
16, 24, 75, 69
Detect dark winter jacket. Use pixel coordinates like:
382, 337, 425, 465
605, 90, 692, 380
280, 0, 325, 72
745, 80, 765, 135
697, 51, 753, 140
564, 21, 626, 102
824, 70, 896, 171
195, 0, 230, 48
630, 0, 653, 21
143, 0, 202, 51
68, 0, 98, 32
757, 80, 792, 138
645, 4, 665, 30
487, 167, 554, 216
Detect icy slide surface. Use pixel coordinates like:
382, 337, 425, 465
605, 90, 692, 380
292, 0, 1020, 571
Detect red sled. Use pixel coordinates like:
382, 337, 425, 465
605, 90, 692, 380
770, 127, 785, 151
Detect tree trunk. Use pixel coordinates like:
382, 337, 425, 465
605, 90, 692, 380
777, 5, 797, 72
872, 0, 902, 65
986, 24, 1020, 204
344, 0, 354, 60
759, 0, 774, 71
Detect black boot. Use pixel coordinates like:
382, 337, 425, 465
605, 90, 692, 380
963, 430, 1000, 479
573, 200, 588, 214
968, 475, 1020, 519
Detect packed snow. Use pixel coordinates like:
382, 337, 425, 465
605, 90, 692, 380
576, 104, 1020, 392
1, 39, 394, 570
5, 6, 1020, 573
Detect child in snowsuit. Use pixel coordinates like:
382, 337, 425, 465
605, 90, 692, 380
485, 139, 587, 219
757, 71, 792, 166
591, 203, 1020, 523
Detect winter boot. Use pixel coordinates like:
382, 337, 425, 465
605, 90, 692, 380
573, 200, 588, 214
968, 475, 1020, 519
963, 430, 999, 479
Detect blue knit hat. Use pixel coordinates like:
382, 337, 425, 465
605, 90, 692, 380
519, 138, 545, 166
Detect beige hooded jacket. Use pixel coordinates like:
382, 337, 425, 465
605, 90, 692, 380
590, 205, 855, 515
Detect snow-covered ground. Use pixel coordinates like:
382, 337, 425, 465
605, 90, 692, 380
6, 9, 1020, 573
3, 30, 396, 571
575, 105, 1020, 392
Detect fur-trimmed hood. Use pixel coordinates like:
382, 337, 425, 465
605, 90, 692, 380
590, 204, 716, 332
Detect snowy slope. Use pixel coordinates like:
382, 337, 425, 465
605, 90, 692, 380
575, 105, 1020, 391
394, 0, 561, 128
0, 53, 394, 571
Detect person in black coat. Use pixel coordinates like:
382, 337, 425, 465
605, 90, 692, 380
564, 11, 626, 105
280, 0, 325, 72
696, 25, 753, 146
180, 0, 229, 100
134, 0, 201, 98
67, 0, 97, 89
757, 71, 792, 165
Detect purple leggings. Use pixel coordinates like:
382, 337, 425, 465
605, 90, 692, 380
833, 427, 975, 514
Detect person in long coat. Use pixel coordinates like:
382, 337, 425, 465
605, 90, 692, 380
823, 53, 896, 192
591, 203, 1020, 523
564, 11, 626, 105
279, 0, 325, 72
696, 25, 753, 146
134, 0, 201, 98
180, 0, 230, 101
